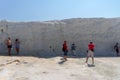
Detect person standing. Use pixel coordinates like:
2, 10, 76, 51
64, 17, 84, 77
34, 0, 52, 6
15, 39, 20, 54
62, 41, 68, 61
71, 43, 76, 56
6, 37, 12, 56
85, 42, 95, 65
114, 42, 119, 56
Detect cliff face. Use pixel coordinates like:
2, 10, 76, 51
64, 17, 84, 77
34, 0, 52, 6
0, 18, 120, 56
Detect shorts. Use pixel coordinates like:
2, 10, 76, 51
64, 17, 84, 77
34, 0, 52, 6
64, 51, 68, 56
16, 45, 20, 49
87, 50, 94, 57
8, 45, 12, 48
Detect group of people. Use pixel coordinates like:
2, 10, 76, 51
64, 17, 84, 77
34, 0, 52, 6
62, 41, 120, 65
5, 37, 119, 65
6, 37, 20, 56
62, 41, 95, 65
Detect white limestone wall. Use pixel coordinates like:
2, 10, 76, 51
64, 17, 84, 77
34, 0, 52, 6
0, 18, 120, 56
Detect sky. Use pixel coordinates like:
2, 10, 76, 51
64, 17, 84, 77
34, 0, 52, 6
0, 0, 120, 21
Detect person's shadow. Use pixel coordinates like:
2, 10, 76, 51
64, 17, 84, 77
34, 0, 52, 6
58, 58, 67, 64
87, 64, 95, 67
58, 60, 66, 64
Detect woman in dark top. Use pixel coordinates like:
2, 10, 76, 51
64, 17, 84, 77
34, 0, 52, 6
114, 42, 119, 56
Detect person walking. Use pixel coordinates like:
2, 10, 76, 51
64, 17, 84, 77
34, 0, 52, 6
85, 42, 95, 65
62, 41, 68, 61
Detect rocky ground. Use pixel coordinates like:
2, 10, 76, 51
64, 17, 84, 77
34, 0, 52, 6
0, 56, 120, 80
